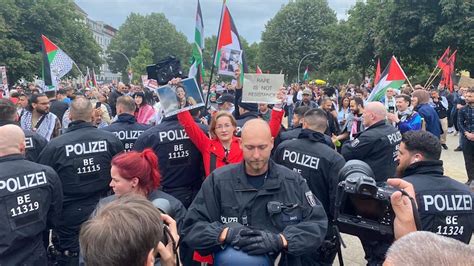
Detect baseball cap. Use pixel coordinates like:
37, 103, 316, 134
303, 88, 312, 95
216, 93, 235, 104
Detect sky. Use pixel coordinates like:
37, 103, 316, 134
75, 0, 357, 44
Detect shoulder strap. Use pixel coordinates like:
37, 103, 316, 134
209, 153, 217, 174
34, 114, 47, 130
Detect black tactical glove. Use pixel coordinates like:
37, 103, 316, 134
223, 222, 247, 245
237, 230, 284, 255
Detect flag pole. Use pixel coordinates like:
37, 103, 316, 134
394, 56, 414, 91
72, 61, 84, 88
424, 66, 439, 89
204, 0, 226, 113
425, 67, 443, 89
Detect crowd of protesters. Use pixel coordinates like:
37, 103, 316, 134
0, 73, 473, 265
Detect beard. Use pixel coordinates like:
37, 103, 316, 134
36, 108, 48, 115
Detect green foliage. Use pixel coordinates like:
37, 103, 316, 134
107, 13, 191, 82
258, 0, 338, 82
325, 0, 474, 84
130, 40, 154, 84
0, 0, 102, 84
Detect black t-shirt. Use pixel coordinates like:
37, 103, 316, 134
246, 172, 267, 189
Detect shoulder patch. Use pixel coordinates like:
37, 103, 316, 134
305, 191, 317, 207
351, 138, 360, 147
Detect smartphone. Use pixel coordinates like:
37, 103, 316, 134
388, 106, 395, 113
95, 102, 102, 109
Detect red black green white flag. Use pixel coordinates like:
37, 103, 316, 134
368, 56, 407, 102
214, 2, 247, 75
41, 35, 74, 90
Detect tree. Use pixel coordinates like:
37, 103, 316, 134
0, 0, 102, 84
107, 13, 191, 81
130, 40, 153, 84
258, 0, 337, 82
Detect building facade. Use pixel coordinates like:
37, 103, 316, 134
75, 3, 121, 83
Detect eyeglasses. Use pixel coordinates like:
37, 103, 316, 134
216, 124, 233, 130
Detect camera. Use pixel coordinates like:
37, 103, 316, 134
334, 160, 397, 241
146, 56, 184, 85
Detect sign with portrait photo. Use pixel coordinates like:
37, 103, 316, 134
155, 77, 204, 116
242, 74, 284, 104
218, 48, 242, 76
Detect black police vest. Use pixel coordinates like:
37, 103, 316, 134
133, 118, 205, 188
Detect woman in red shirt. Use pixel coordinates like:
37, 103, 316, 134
177, 107, 283, 176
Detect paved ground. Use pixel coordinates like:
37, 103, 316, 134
333, 133, 472, 266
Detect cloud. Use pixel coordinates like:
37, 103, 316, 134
75, 0, 356, 43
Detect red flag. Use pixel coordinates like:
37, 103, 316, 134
437, 47, 450, 70
446, 50, 456, 92
374, 58, 381, 86
256, 65, 262, 74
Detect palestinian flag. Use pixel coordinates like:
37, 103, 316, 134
303, 66, 309, 81
368, 56, 407, 102
214, 3, 247, 76
41, 35, 74, 90
188, 0, 204, 84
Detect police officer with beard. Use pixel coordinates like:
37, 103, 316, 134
341, 102, 401, 265
133, 113, 207, 208
102, 96, 151, 151
273, 109, 345, 265
396, 130, 473, 243
0, 99, 48, 162
183, 119, 328, 266
38, 97, 123, 265
0, 125, 62, 265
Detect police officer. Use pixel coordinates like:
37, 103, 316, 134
396, 130, 473, 243
182, 119, 328, 266
273, 109, 345, 265
340, 101, 401, 265
38, 97, 124, 265
0, 125, 63, 265
279, 106, 310, 141
133, 113, 207, 208
341, 102, 401, 182
0, 98, 48, 162
101, 96, 151, 151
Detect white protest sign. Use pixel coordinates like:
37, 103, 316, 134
242, 74, 284, 104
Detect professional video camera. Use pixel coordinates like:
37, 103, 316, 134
146, 56, 184, 85
334, 160, 397, 241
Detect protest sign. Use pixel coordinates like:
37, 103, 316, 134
155, 77, 204, 116
0, 66, 8, 97
141, 75, 148, 86
218, 48, 242, 76
242, 74, 284, 104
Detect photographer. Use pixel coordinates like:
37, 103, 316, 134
395, 130, 473, 243
80, 195, 178, 266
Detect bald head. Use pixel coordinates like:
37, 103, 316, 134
0, 124, 25, 156
70, 97, 93, 122
241, 119, 272, 141
363, 102, 387, 127
240, 119, 274, 176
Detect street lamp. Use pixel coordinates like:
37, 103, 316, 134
109, 50, 132, 81
297, 52, 318, 83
